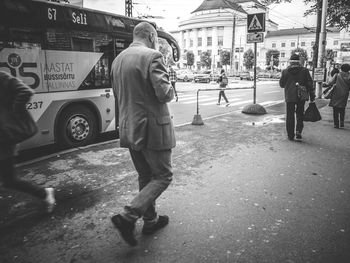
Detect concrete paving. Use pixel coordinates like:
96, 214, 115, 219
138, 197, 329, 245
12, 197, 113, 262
0, 99, 349, 263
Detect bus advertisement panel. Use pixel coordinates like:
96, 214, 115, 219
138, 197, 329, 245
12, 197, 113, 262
0, 0, 180, 151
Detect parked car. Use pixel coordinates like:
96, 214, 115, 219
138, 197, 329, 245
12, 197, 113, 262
257, 71, 272, 79
239, 71, 253, 81
176, 69, 194, 82
194, 70, 212, 83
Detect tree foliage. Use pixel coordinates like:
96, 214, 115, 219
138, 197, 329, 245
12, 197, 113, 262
262, 0, 350, 29
220, 50, 231, 66
200, 51, 212, 69
291, 48, 308, 66
243, 49, 255, 70
265, 49, 280, 67
186, 51, 195, 68
158, 38, 173, 65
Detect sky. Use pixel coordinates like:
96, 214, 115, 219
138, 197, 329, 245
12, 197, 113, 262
81, 0, 317, 31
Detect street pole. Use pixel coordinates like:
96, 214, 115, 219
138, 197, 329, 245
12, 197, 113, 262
317, 0, 328, 98
230, 14, 236, 75
312, 0, 322, 94
125, 0, 132, 17
253, 42, 257, 104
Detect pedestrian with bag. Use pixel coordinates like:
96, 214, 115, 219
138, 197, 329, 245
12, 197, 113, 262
279, 54, 316, 141
0, 71, 56, 213
168, 65, 178, 102
216, 69, 230, 106
324, 63, 350, 128
110, 22, 176, 246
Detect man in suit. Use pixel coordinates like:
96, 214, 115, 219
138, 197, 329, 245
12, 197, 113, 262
110, 22, 176, 246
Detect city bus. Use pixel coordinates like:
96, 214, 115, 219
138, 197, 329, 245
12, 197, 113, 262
0, 0, 180, 150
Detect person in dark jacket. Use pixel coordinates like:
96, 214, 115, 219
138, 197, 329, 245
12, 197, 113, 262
0, 71, 56, 213
279, 54, 315, 141
324, 63, 350, 128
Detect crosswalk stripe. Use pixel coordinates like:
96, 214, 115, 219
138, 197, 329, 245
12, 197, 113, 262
181, 97, 218, 104
201, 98, 241, 106
227, 100, 252, 106
263, 90, 281, 94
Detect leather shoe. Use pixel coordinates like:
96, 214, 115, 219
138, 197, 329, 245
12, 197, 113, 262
111, 214, 137, 246
142, 215, 169, 235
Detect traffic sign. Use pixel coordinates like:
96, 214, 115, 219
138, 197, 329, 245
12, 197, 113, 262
247, 13, 265, 33
247, 32, 264, 43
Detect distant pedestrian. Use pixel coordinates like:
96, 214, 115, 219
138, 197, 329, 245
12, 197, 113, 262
0, 71, 56, 213
168, 65, 178, 101
279, 54, 315, 141
324, 63, 350, 128
110, 22, 176, 246
217, 69, 229, 106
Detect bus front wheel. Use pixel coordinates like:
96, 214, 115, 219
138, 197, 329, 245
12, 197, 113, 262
57, 105, 98, 149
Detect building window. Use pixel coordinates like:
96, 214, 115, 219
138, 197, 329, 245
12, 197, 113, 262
207, 37, 212, 46
218, 36, 223, 46
281, 43, 285, 47
301, 42, 305, 46
198, 37, 202, 47
190, 39, 193, 47
291, 42, 295, 47
272, 43, 276, 48
281, 52, 285, 58
334, 40, 339, 45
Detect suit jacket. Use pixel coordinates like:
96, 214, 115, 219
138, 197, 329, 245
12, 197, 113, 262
111, 42, 176, 151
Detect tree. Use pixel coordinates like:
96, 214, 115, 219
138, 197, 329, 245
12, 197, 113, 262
261, 0, 350, 29
265, 49, 280, 68
186, 51, 195, 69
158, 38, 173, 65
243, 49, 254, 70
200, 51, 212, 69
291, 47, 308, 66
220, 50, 231, 70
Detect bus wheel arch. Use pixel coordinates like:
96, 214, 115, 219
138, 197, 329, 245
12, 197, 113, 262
56, 103, 100, 149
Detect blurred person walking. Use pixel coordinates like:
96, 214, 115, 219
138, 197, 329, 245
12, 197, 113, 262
0, 71, 55, 213
279, 54, 315, 141
168, 65, 178, 101
216, 69, 229, 106
324, 63, 350, 128
110, 22, 176, 246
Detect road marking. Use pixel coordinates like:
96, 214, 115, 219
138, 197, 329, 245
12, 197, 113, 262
263, 90, 281, 94
201, 98, 241, 106
182, 97, 219, 104
226, 100, 252, 106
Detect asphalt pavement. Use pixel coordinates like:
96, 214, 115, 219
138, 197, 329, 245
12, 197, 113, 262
0, 99, 349, 263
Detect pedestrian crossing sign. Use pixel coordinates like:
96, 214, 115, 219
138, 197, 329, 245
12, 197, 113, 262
247, 13, 265, 33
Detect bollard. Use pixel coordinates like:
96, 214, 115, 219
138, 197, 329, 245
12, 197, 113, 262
192, 114, 204, 125
242, 103, 267, 115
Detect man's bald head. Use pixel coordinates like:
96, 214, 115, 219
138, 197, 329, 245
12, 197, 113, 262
133, 22, 158, 49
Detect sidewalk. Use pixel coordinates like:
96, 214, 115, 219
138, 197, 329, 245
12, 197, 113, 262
0, 100, 349, 263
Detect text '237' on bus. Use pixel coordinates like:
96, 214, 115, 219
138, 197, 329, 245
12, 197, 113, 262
0, 0, 180, 151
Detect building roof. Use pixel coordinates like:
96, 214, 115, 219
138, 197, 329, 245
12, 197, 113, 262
266, 27, 341, 38
191, 0, 248, 14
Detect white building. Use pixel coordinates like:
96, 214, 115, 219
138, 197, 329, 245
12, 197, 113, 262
171, 0, 350, 72
171, 0, 277, 71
